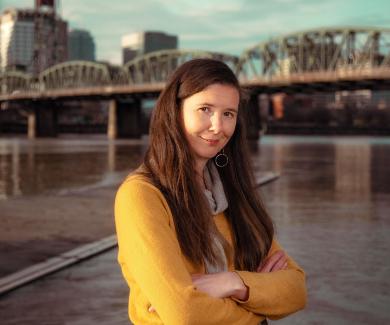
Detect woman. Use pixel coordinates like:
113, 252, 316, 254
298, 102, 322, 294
115, 59, 306, 324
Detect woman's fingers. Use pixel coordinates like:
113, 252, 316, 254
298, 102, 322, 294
257, 250, 287, 273
270, 255, 288, 272
191, 272, 241, 299
191, 273, 203, 280
257, 251, 282, 272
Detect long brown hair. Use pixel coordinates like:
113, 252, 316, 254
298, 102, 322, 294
141, 58, 274, 271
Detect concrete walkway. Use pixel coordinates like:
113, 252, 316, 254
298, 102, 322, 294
0, 248, 130, 325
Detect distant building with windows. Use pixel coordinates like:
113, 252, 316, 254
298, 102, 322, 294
122, 31, 178, 64
68, 29, 95, 61
0, 7, 67, 73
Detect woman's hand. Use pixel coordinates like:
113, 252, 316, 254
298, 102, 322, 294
191, 272, 248, 300
149, 251, 288, 312
148, 272, 247, 312
257, 250, 288, 273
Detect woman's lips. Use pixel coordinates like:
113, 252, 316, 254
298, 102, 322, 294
200, 137, 220, 145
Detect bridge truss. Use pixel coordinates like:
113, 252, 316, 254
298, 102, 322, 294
124, 49, 238, 84
0, 71, 31, 94
236, 27, 390, 81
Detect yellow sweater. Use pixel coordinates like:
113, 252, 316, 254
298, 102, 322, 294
115, 174, 307, 324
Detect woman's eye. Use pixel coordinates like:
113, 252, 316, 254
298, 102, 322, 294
199, 107, 210, 112
224, 111, 235, 118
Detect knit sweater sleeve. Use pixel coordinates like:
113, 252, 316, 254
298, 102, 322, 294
115, 176, 263, 325
232, 239, 307, 319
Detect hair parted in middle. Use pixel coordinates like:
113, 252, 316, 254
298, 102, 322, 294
141, 58, 274, 271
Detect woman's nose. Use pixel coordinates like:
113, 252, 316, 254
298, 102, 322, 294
209, 114, 223, 134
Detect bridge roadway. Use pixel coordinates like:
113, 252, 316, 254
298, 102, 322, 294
1, 68, 390, 102
0, 83, 165, 102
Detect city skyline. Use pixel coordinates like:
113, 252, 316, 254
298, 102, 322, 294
1, 0, 390, 65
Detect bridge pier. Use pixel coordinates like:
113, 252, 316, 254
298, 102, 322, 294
107, 99, 142, 139
27, 103, 58, 138
245, 93, 261, 140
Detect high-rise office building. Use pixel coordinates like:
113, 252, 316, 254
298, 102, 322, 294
68, 29, 95, 61
122, 31, 178, 64
0, 5, 67, 74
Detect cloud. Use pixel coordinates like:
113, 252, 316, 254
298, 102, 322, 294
1, 0, 31, 9
2, 0, 390, 64
157, 0, 243, 17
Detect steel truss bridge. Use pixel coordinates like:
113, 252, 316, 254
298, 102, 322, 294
1, 27, 390, 101
1, 27, 390, 139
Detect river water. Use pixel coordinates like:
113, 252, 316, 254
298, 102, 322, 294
0, 134, 389, 324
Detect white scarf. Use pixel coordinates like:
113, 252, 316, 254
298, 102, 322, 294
203, 163, 228, 215
203, 163, 229, 273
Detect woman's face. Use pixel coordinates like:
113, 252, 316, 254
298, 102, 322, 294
181, 83, 239, 166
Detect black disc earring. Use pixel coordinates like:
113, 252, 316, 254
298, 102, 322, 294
214, 149, 228, 168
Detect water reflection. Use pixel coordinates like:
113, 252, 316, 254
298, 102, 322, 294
12, 141, 21, 197
251, 136, 390, 222
108, 141, 116, 173
335, 141, 371, 203
0, 136, 147, 199
0, 135, 389, 201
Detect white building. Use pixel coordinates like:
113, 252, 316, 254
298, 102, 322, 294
0, 8, 67, 74
0, 10, 34, 71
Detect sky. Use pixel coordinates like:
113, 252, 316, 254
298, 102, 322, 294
1, 0, 390, 64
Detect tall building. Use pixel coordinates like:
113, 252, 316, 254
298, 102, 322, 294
122, 31, 178, 64
68, 29, 95, 61
0, 4, 67, 74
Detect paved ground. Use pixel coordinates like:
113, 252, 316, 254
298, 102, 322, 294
0, 248, 130, 325
0, 184, 119, 278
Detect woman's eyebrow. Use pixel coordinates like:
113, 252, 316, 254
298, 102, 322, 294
226, 108, 238, 113
197, 102, 216, 107
197, 103, 238, 112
